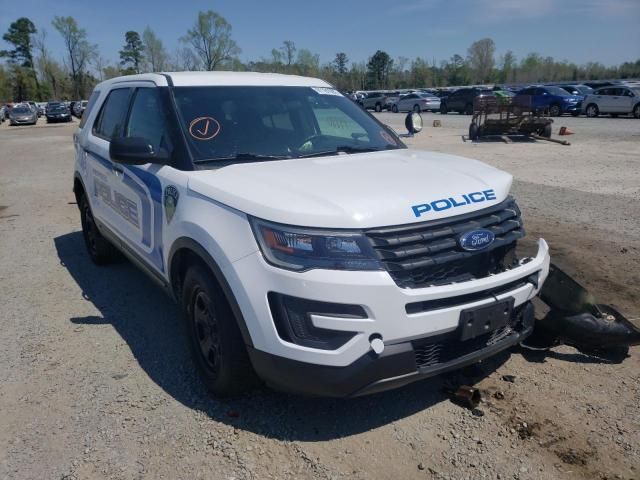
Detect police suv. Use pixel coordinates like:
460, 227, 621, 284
73, 72, 550, 397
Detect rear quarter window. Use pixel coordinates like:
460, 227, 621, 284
78, 91, 100, 129
92, 88, 132, 141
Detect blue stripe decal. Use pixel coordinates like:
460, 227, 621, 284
85, 150, 165, 273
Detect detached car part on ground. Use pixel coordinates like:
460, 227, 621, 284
74, 71, 561, 398
523, 264, 640, 359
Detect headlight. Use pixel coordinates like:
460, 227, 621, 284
249, 217, 381, 272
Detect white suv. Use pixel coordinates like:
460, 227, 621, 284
72, 72, 550, 397
584, 85, 640, 118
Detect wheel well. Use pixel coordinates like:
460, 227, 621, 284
169, 244, 254, 347
170, 248, 208, 301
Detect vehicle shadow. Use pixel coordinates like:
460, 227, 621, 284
55, 230, 510, 441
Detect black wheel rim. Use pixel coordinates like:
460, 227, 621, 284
83, 204, 98, 256
191, 289, 221, 377
551, 106, 560, 116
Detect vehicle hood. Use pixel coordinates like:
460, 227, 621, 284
186, 149, 513, 229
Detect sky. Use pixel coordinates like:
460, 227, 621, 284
1, 0, 639, 69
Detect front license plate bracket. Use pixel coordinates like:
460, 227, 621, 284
459, 298, 515, 341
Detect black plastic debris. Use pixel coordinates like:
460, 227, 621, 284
450, 386, 482, 409
523, 264, 640, 358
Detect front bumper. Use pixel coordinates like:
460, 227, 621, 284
228, 237, 549, 384
249, 301, 535, 397
562, 102, 581, 113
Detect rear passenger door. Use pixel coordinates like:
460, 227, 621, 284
595, 88, 613, 112
615, 88, 634, 113
87, 87, 133, 234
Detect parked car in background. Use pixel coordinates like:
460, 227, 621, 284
9, 105, 38, 125
556, 84, 593, 96
73, 100, 88, 118
383, 91, 403, 111
439, 88, 494, 114
391, 93, 441, 113
37, 102, 47, 116
514, 86, 582, 116
26, 101, 42, 117
361, 91, 388, 112
0, 105, 5, 123
583, 85, 640, 118
45, 102, 72, 123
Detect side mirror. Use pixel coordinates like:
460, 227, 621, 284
109, 137, 168, 165
404, 112, 423, 135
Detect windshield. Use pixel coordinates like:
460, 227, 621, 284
13, 107, 30, 114
173, 86, 403, 163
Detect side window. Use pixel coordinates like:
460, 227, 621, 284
611, 88, 624, 96
93, 88, 131, 140
598, 88, 610, 96
126, 88, 170, 154
79, 90, 100, 129
622, 89, 633, 97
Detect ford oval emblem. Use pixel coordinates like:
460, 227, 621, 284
459, 229, 495, 251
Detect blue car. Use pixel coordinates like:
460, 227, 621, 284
515, 86, 583, 116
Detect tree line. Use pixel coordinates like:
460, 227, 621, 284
2, 11, 639, 102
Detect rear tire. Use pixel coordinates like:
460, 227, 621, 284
468, 122, 479, 140
182, 264, 255, 397
634, 104, 640, 119
391, 104, 398, 113
375, 103, 382, 113
413, 104, 421, 113
585, 104, 599, 118
541, 123, 552, 138
79, 194, 120, 265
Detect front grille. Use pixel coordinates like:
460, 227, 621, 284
365, 198, 524, 289
413, 303, 529, 369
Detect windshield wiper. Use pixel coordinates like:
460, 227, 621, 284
194, 152, 292, 164
296, 145, 398, 159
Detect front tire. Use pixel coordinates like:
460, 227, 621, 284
585, 104, 599, 118
549, 104, 561, 117
634, 104, 640, 119
391, 104, 398, 113
413, 104, 421, 113
79, 194, 119, 265
182, 265, 254, 397
374, 103, 382, 113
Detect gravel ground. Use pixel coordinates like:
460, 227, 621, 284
0, 116, 639, 480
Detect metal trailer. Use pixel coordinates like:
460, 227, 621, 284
467, 95, 558, 143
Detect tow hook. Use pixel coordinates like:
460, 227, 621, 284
522, 264, 640, 358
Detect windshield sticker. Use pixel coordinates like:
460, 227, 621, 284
380, 130, 397, 145
312, 87, 342, 96
189, 116, 221, 141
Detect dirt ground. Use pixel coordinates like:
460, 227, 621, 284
0, 115, 639, 480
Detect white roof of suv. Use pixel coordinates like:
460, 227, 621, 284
96, 71, 333, 89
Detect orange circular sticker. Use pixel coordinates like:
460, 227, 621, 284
189, 116, 221, 141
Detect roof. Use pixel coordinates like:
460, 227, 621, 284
96, 71, 332, 90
